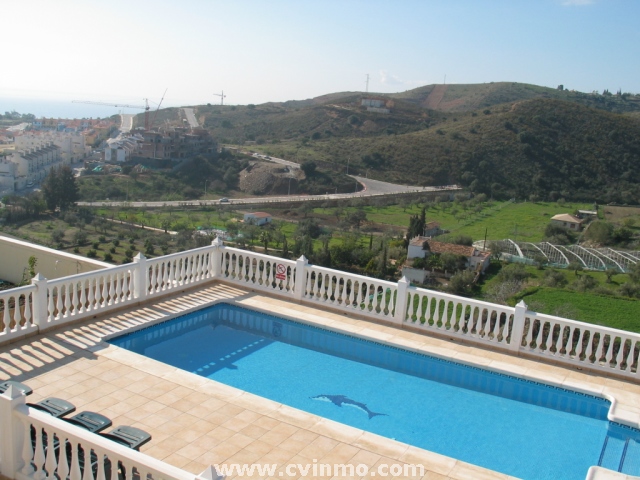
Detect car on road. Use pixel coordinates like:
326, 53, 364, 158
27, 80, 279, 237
219, 198, 229, 203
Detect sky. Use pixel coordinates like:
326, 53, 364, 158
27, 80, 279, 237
2, 0, 639, 109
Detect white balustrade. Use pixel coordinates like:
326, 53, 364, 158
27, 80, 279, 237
0, 390, 199, 480
300, 264, 398, 321
42, 264, 136, 331
0, 285, 37, 343
146, 245, 215, 297
523, 311, 640, 377
2, 238, 640, 381
219, 249, 296, 295
404, 287, 516, 347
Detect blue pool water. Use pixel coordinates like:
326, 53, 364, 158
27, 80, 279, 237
109, 303, 640, 480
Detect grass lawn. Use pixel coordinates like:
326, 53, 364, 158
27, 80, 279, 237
318, 200, 592, 242
518, 287, 640, 333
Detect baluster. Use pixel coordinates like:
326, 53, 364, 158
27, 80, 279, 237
585, 332, 598, 363
264, 262, 276, 289
20, 419, 34, 475
573, 328, 585, 359
315, 273, 322, 299
56, 435, 69, 480
77, 280, 86, 313
2, 301, 10, 333
221, 253, 228, 277
233, 255, 240, 280
68, 441, 81, 480
81, 446, 93, 480
55, 287, 63, 320
64, 282, 73, 316
433, 299, 441, 327
534, 319, 545, 351
186, 255, 193, 283
114, 272, 122, 303
330, 276, 339, 305
71, 282, 80, 314
453, 301, 461, 331
597, 335, 610, 364
562, 326, 573, 356
33, 424, 46, 480
161, 261, 168, 290
106, 274, 115, 305
336, 277, 345, 306
491, 309, 502, 340
193, 254, 202, 281
171, 259, 177, 285
98, 277, 106, 307
247, 257, 255, 284
606, 335, 618, 367
615, 337, 627, 370
87, 278, 97, 311
347, 279, 355, 307
417, 294, 426, 324
44, 426, 57, 479
23, 292, 33, 327
93, 447, 106, 480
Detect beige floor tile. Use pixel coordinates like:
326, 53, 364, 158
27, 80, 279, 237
3, 281, 639, 480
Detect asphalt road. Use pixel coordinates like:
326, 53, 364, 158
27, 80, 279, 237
182, 108, 199, 128
77, 177, 459, 208
120, 114, 134, 133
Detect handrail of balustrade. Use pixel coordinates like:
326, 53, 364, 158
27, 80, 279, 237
221, 246, 297, 265
527, 310, 640, 340
145, 243, 215, 265
45, 263, 135, 288
409, 285, 516, 313
304, 263, 397, 288
14, 405, 196, 480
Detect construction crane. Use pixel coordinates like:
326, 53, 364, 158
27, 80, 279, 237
213, 90, 226, 105
149, 89, 168, 130
72, 99, 151, 129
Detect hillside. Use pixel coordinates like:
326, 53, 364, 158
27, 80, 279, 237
134, 82, 640, 202
255, 98, 640, 202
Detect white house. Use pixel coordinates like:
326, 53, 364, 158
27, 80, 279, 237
402, 236, 490, 283
6, 141, 62, 189
550, 213, 584, 231
243, 212, 272, 226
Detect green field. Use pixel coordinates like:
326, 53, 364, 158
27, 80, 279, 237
317, 199, 592, 242
518, 287, 640, 333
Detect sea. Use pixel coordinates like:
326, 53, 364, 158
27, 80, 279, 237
0, 96, 183, 120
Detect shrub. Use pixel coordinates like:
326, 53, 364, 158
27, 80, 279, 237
103, 252, 113, 262
92, 242, 99, 249
87, 249, 97, 258
109, 247, 116, 254
51, 229, 65, 244
98, 235, 106, 243
543, 269, 567, 288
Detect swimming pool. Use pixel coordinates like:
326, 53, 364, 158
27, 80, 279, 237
109, 303, 640, 479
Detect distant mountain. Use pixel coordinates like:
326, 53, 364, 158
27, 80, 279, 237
144, 82, 640, 202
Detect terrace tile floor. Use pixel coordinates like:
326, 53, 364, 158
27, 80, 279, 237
2, 282, 640, 480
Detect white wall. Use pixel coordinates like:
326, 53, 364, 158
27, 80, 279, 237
0, 235, 110, 284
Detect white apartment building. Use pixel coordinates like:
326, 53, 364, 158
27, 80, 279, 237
104, 134, 143, 162
15, 132, 89, 164
5, 142, 61, 192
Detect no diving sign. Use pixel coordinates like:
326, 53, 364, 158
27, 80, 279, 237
275, 263, 287, 280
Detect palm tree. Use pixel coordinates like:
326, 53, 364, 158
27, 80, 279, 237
259, 230, 272, 253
